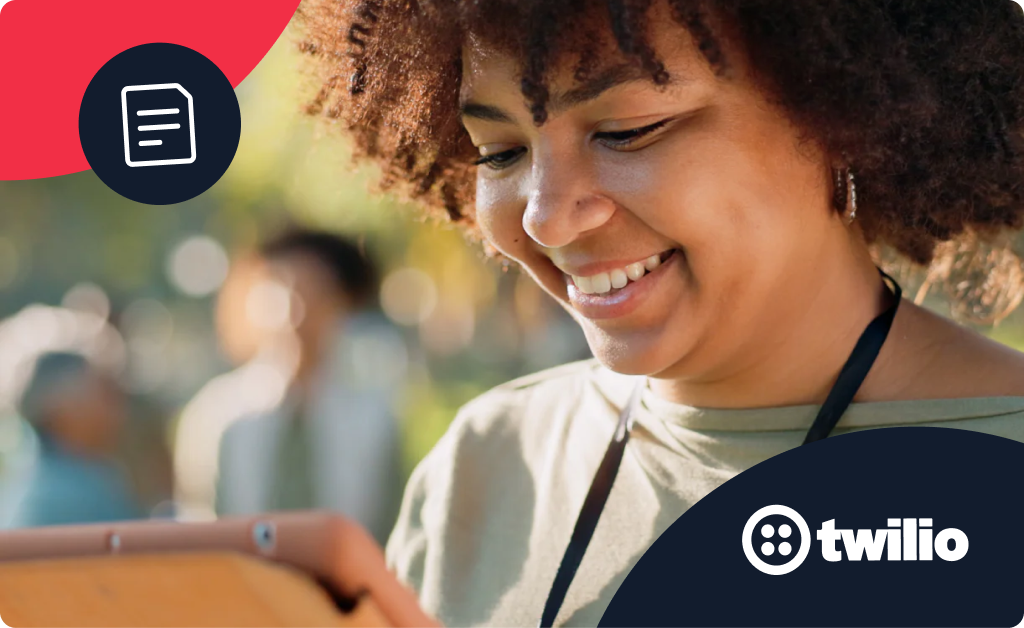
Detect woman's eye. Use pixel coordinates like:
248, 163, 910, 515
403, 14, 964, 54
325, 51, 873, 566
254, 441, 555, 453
470, 119, 671, 169
473, 147, 527, 170
595, 119, 670, 148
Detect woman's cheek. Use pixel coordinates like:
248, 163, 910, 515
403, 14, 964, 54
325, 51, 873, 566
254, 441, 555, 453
475, 175, 525, 258
473, 177, 505, 244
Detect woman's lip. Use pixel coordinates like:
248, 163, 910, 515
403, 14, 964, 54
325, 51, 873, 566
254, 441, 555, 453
564, 249, 681, 320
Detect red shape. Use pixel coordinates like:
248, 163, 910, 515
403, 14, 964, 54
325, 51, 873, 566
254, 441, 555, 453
0, 0, 301, 181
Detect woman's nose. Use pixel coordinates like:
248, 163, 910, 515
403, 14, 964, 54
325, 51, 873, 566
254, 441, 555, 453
522, 151, 617, 249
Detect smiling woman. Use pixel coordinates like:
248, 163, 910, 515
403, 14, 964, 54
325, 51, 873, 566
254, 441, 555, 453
297, 0, 1024, 625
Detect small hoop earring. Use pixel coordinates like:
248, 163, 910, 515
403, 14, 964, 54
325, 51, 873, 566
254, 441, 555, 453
844, 170, 858, 225
832, 168, 846, 210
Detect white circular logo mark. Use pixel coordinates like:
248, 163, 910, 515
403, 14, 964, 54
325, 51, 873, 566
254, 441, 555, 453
742, 505, 811, 575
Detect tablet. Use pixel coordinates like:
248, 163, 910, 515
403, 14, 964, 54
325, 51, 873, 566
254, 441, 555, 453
0, 510, 438, 627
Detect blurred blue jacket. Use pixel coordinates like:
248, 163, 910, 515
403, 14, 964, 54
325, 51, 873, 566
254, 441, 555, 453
10, 434, 142, 527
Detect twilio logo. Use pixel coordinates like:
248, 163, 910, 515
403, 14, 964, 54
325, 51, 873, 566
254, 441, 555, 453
742, 505, 812, 575
817, 517, 968, 563
743, 505, 969, 575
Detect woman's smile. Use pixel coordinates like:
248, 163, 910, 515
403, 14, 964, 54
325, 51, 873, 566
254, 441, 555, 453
556, 248, 682, 320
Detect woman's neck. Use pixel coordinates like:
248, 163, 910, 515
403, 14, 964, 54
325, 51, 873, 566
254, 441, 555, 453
648, 254, 895, 409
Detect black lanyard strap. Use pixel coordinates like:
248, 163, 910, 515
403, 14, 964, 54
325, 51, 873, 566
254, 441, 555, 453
538, 382, 643, 628
804, 271, 902, 443
539, 269, 902, 627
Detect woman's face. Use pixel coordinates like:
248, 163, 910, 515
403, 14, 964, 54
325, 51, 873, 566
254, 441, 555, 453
460, 11, 853, 381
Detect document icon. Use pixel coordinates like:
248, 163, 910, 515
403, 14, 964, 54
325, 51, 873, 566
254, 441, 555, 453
120, 83, 196, 167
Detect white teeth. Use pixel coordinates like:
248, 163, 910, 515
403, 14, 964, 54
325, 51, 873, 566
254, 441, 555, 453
590, 272, 611, 294
610, 269, 628, 290
625, 262, 646, 281
571, 251, 673, 295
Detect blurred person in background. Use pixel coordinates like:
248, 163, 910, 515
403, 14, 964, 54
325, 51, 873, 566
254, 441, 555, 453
11, 351, 142, 527
175, 227, 407, 545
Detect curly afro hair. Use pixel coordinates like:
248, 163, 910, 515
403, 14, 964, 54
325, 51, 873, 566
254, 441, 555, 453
297, 0, 1024, 321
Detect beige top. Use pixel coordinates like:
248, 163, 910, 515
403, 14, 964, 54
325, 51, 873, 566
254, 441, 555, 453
385, 359, 1024, 627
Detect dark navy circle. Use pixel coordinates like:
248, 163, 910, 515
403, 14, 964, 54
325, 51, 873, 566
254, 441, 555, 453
79, 43, 240, 205
600, 427, 1024, 627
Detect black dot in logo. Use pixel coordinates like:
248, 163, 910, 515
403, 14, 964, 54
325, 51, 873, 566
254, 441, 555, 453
79, 43, 241, 205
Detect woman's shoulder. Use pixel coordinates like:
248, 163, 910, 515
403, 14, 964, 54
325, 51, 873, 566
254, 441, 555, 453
943, 317, 1024, 395
947, 332, 1024, 396
871, 303, 1024, 401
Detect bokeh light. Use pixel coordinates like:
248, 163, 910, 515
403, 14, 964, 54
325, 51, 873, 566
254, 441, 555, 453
380, 267, 439, 326
167, 235, 230, 297
62, 282, 111, 320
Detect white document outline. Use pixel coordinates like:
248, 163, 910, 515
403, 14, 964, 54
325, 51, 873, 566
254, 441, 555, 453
121, 83, 196, 167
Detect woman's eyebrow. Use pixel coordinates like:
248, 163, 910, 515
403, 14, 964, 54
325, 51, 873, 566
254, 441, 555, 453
550, 64, 665, 113
460, 102, 514, 123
